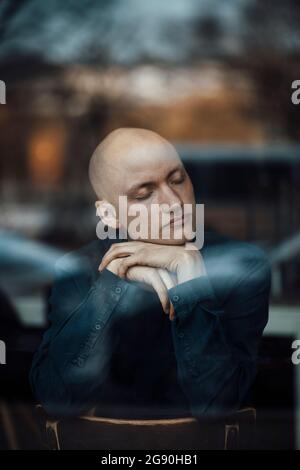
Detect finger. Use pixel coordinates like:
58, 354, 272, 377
105, 241, 144, 252
102, 241, 144, 259
99, 245, 137, 271
169, 302, 175, 321
157, 269, 176, 320
118, 252, 145, 277
149, 271, 170, 314
118, 249, 167, 276
158, 268, 175, 289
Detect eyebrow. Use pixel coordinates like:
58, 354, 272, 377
126, 165, 184, 195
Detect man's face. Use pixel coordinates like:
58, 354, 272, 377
98, 139, 196, 245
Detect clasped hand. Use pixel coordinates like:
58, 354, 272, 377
99, 241, 206, 321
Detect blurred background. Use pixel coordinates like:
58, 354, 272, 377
0, 0, 300, 449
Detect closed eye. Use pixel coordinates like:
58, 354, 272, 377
135, 192, 153, 201
170, 176, 185, 185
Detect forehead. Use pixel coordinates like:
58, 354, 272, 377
122, 141, 181, 174
102, 139, 184, 199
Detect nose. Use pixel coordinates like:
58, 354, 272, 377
158, 184, 182, 212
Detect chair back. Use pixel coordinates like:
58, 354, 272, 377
36, 406, 256, 450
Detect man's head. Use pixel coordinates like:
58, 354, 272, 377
89, 128, 196, 245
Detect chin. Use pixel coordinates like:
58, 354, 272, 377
141, 237, 186, 246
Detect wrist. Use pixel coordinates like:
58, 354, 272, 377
176, 251, 206, 284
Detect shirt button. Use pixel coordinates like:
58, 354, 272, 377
173, 295, 180, 302
178, 332, 184, 338
95, 323, 101, 330
115, 287, 122, 294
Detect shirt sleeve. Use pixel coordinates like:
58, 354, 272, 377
168, 245, 271, 419
30, 264, 130, 416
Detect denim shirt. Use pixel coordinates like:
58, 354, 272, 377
30, 231, 271, 418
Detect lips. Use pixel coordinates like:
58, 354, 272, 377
161, 212, 192, 230
169, 216, 184, 226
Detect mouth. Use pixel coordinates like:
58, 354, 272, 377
169, 215, 185, 227
163, 214, 189, 231
161, 211, 193, 231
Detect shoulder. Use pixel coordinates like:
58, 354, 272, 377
54, 239, 106, 281
49, 239, 107, 309
202, 231, 271, 303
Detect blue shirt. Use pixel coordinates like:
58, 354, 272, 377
30, 231, 271, 419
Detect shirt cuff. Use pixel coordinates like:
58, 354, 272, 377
168, 274, 224, 320
93, 268, 130, 319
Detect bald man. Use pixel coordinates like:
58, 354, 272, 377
30, 128, 271, 421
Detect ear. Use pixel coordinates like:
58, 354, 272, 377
95, 200, 119, 229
